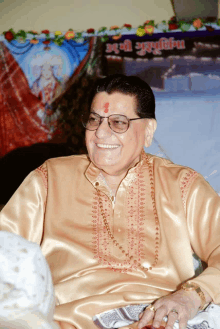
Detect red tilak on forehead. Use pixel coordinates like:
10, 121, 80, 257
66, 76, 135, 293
104, 102, 109, 113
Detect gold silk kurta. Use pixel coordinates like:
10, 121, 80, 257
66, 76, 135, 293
0, 152, 220, 329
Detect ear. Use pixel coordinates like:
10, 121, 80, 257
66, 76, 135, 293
144, 119, 157, 148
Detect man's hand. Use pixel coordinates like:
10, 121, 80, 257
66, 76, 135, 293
138, 289, 202, 329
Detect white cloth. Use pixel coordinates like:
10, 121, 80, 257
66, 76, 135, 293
0, 231, 59, 329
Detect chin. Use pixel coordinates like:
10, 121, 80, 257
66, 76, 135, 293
93, 157, 120, 169
90, 148, 122, 165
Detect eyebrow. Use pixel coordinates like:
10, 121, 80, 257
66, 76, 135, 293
90, 111, 127, 117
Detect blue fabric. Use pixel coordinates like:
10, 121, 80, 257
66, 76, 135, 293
146, 91, 220, 194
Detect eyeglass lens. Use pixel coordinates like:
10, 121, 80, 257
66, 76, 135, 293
83, 113, 129, 133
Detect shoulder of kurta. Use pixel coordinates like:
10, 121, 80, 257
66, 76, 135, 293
185, 172, 219, 200
179, 169, 199, 214
147, 153, 193, 171
29, 167, 48, 207
147, 153, 196, 172
45, 154, 90, 173
147, 153, 200, 213
35, 155, 90, 185
146, 153, 173, 166
147, 153, 196, 173
45, 154, 89, 167
35, 162, 48, 190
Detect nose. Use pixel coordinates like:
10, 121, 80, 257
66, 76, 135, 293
95, 118, 112, 139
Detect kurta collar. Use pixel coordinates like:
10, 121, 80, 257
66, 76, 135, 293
85, 149, 148, 189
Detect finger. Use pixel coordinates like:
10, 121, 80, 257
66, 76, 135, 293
138, 308, 154, 329
152, 306, 167, 328
165, 311, 179, 329
139, 312, 144, 320
178, 314, 189, 329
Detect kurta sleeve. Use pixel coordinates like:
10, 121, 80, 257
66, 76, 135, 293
185, 173, 220, 303
0, 163, 48, 244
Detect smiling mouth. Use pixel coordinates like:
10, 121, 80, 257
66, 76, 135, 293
96, 143, 120, 149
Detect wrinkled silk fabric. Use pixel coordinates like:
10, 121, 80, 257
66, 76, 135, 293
0, 152, 220, 329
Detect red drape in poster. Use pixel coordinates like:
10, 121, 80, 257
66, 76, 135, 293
0, 42, 50, 157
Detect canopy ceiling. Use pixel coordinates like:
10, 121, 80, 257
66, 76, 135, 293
0, 0, 219, 33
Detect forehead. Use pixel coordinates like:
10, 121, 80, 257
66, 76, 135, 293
91, 92, 137, 116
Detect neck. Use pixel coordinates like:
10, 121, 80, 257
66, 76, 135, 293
100, 156, 141, 194
100, 171, 125, 195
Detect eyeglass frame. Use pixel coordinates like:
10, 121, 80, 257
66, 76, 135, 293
82, 111, 146, 134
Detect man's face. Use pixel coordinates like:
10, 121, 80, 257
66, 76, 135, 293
85, 92, 149, 176
41, 64, 53, 79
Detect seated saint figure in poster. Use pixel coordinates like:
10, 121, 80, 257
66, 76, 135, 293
31, 53, 63, 131
0, 74, 220, 329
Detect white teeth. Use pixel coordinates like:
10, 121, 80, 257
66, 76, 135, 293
96, 144, 119, 149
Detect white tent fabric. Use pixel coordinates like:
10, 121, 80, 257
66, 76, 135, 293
146, 91, 220, 195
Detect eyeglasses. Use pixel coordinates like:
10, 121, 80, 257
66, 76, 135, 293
81, 112, 144, 134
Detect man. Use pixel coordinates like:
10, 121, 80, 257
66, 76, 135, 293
0, 75, 220, 329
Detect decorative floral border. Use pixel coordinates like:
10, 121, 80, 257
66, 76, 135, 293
1, 17, 220, 46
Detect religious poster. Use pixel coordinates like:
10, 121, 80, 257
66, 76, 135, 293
0, 36, 100, 157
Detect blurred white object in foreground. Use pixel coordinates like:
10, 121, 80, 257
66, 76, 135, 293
0, 231, 59, 329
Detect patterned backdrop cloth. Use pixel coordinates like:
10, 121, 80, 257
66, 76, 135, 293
0, 231, 59, 329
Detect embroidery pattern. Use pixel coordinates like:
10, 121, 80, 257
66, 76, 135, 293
36, 163, 48, 190
126, 163, 147, 271
180, 170, 198, 213
147, 157, 160, 268
92, 153, 160, 272
92, 192, 113, 266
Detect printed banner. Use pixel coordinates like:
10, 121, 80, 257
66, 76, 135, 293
104, 31, 220, 58
106, 36, 185, 57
